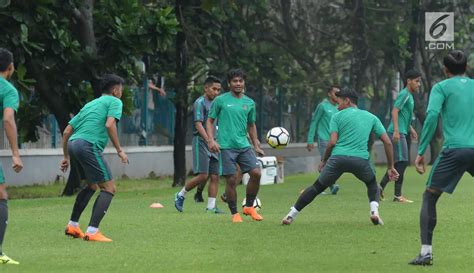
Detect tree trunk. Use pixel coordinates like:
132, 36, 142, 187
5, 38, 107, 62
172, 0, 189, 187
350, 0, 368, 93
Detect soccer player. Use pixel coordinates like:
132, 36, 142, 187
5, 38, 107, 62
174, 76, 223, 213
379, 69, 421, 203
0, 48, 24, 265
307, 86, 340, 194
409, 50, 474, 266
206, 68, 264, 223
61, 74, 128, 242
282, 88, 399, 226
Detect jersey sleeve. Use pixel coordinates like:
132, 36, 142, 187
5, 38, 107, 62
307, 103, 323, 144
329, 113, 339, 133
393, 91, 410, 110
69, 112, 81, 129
247, 101, 256, 124
193, 99, 204, 122
372, 116, 386, 138
208, 96, 220, 119
107, 98, 123, 120
3, 87, 19, 112
418, 84, 444, 155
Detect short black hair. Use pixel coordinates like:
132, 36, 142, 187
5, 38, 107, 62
405, 69, 421, 82
443, 50, 467, 75
0, 48, 13, 72
204, 75, 221, 86
227, 68, 246, 82
100, 74, 125, 94
327, 85, 340, 93
336, 87, 359, 104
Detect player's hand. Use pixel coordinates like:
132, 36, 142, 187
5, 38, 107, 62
415, 155, 425, 174
118, 151, 129, 164
60, 158, 69, 172
387, 167, 399, 181
318, 160, 326, 172
410, 129, 418, 141
307, 143, 314, 152
255, 146, 265, 157
12, 155, 23, 173
208, 139, 220, 153
392, 131, 400, 144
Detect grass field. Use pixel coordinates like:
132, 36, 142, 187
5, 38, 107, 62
2, 166, 473, 273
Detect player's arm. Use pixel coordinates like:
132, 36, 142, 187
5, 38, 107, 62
148, 80, 166, 96
60, 125, 74, 172
206, 117, 219, 152
106, 117, 128, 164
391, 107, 400, 143
248, 123, 264, 156
409, 125, 418, 140
318, 132, 337, 172
3, 108, 23, 173
195, 122, 210, 142
307, 104, 323, 151
380, 133, 399, 181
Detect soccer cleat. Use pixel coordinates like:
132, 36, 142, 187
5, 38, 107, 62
242, 206, 263, 221
232, 213, 243, 223
393, 196, 414, 203
331, 184, 340, 195
206, 207, 225, 214
84, 231, 112, 242
281, 215, 294, 225
409, 253, 433, 266
220, 193, 227, 203
174, 192, 185, 212
194, 192, 204, 203
370, 212, 384, 225
0, 254, 19, 265
65, 224, 85, 239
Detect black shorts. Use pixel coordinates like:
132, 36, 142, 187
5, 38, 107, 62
318, 155, 376, 186
427, 148, 474, 193
68, 139, 113, 184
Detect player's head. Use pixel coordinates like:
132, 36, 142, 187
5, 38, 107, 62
327, 85, 340, 103
101, 74, 125, 99
204, 75, 221, 100
0, 48, 14, 79
227, 68, 246, 94
335, 87, 358, 110
443, 50, 467, 76
405, 69, 421, 92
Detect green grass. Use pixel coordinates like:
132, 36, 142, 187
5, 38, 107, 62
2, 167, 473, 272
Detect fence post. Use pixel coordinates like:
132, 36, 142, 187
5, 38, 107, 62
143, 76, 148, 146
277, 86, 283, 126
295, 99, 300, 142
257, 85, 263, 140
51, 115, 57, 148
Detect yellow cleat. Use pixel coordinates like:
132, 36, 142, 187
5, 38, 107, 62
0, 254, 20, 265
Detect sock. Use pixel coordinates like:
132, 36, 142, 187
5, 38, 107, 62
86, 226, 98, 234
88, 191, 114, 228
420, 190, 441, 245
178, 187, 187, 198
70, 186, 96, 222
0, 200, 7, 255
68, 221, 79, 227
245, 194, 257, 207
207, 197, 216, 209
394, 162, 408, 196
288, 206, 299, 219
370, 201, 379, 215
421, 245, 432, 256
228, 200, 238, 215
294, 179, 327, 211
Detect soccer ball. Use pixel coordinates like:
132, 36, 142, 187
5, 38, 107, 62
242, 197, 262, 210
266, 127, 290, 149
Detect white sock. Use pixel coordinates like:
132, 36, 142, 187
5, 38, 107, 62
370, 201, 379, 215
288, 207, 299, 219
178, 187, 188, 198
86, 226, 98, 234
68, 221, 79, 227
421, 245, 432, 256
207, 197, 216, 209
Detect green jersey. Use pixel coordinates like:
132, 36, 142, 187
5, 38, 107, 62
418, 76, 474, 155
69, 95, 123, 151
387, 87, 414, 134
208, 92, 256, 149
307, 98, 338, 143
0, 77, 20, 120
329, 107, 386, 159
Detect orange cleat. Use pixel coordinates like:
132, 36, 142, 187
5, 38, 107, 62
232, 213, 243, 223
65, 224, 85, 239
242, 207, 263, 221
84, 231, 113, 242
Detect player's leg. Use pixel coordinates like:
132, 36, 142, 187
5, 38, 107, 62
206, 156, 223, 213
392, 134, 412, 202
410, 148, 472, 265
220, 149, 241, 221
0, 168, 18, 265
282, 156, 343, 225
221, 163, 242, 203
379, 133, 395, 198
238, 148, 263, 221
175, 137, 211, 211
318, 138, 339, 194
194, 180, 207, 203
